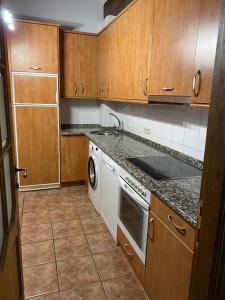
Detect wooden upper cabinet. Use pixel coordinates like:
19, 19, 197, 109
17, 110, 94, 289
61, 32, 97, 98
149, 0, 201, 97
79, 34, 97, 98
191, 0, 221, 106
117, 0, 154, 101
60, 32, 79, 98
9, 20, 59, 73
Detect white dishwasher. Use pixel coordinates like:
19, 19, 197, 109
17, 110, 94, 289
100, 152, 120, 241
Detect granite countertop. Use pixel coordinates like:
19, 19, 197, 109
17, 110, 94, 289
61, 124, 202, 228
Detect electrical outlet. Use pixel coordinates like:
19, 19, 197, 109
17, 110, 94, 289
144, 127, 151, 135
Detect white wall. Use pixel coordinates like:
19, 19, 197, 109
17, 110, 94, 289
100, 102, 208, 161
5, 0, 104, 33
60, 99, 100, 124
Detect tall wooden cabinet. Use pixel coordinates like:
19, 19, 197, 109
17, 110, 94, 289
9, 20, 60, 190
149, 0, 201, 97
191, 0, 221, 107
61, 32, 97, 99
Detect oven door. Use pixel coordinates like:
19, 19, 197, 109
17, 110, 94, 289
118, 177, 149, 264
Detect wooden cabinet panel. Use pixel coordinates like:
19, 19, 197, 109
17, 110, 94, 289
79, 35, 97, 98
145, 212, 193, 300
151, 195, 196, 250
149, 0, 200, 97
9, 21, 59, 73
13, 75, 57, 104
117, 225, 145, 284
60, 32, 79, 98
83, 137, 89, 185
191, 0, 221, 106
15, 106, 59, 186
61, 135, 88, 183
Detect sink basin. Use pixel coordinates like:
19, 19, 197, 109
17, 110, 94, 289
90, 130, 118, 136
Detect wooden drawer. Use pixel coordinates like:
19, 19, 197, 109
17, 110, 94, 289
117, 225, 145, 284
151, 195, 196, 251
13, 75, 57, 104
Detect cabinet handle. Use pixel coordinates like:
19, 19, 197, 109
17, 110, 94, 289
29, 67, 42, 71
74, 83, 77, 95
81, 84, 85, 95
15, 167, 28, 178
143, 78, 148, 96
148, 218, 154, 241
124, 244, 133, 259
168, 215, 187, 236
192, 70, 201, 97
161, 87, 174, 92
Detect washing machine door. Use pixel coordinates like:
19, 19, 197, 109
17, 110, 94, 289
88, 156, 98, 189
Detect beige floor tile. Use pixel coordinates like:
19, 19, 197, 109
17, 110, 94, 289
57, 256, 100, 290
50, 208, 79, 222
81, 216, 107, 234
54, 235, 91, 261
61, 283, 107, 300
86, 231, 117, 254
30, 292, 61, 300
22, 211, 50, 226
23, 263, 58, 298
102, 274, 149, 300
21, 223, 53, 244
22, 240, 55, 267
77, 206, 98, 219
24, 190, 49, 201
93, 248, 132, 281
52, 220, 84, 239
23, 200, 49, 212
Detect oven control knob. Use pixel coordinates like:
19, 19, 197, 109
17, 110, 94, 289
142, 191, 146, 197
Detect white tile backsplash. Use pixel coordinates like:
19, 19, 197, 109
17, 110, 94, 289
60, 99, 209, 161
100, 102, 209, 161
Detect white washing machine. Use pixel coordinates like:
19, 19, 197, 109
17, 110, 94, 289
88, 141, 102, 213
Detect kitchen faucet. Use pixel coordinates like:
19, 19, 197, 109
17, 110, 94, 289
109, 113, 123, 132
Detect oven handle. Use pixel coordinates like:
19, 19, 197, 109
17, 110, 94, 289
119, 177, 149, 211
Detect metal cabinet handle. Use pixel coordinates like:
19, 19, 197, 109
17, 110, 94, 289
74, 83, 77, 95
81, 84, 85, 95
143, 78, 148, 96
15, 167, 28, 178
29, 67, 42, 71
124, 244, 133, 259
168, 215, 186, 236
192, 70, 201, 97
148, 217, 154, 241
161, 87, 175, 92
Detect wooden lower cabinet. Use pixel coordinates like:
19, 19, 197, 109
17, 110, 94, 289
61, 135, 89, 183
15, 106, 59, 186
117, 225, 145, 284
145, 211, 194, 300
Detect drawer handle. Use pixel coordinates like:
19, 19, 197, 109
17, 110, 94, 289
168, 215, 186, 236
29, 67, 42, 71
124, 244, 133, 259
148, 217, 154, 241
161, 87, 174, 92
143, 78, 148, 96
81, 83, 85, 95
192, 70, 201, 97
74, 83, 78, 95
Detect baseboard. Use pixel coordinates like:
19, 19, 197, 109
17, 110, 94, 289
19, 183, 61, 192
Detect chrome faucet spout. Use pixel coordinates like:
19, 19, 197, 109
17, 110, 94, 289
109, 113, 122, 131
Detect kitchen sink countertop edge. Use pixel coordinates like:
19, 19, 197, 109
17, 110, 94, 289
61, 124, 202, 228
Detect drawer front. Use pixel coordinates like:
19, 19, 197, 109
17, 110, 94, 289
13, 75, 58, 104
117, 225, 145, 284
151, 195, 196, 251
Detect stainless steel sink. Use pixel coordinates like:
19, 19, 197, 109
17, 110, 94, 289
90, 130, 118, 136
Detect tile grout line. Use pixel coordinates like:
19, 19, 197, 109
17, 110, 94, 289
51, 219, 61, 299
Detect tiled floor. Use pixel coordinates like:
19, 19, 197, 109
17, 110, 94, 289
18, 185, 148, 300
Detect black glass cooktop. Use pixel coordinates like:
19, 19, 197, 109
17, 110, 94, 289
127, 156, 202, 181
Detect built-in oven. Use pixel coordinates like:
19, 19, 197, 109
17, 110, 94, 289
118, 170, 151, 264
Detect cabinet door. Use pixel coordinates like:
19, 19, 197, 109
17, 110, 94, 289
145, 213, 193, 300
117, 0, 154, 101
15, 106, 59, 186
61, 32, 79, 98
79, 34, 97, 98
149, 0, 200, 96
61, 136, 86, 183
9, 21, 59, 73
98, 29, 110, 98
191, 0, 221, 106
13, 75, 58, 104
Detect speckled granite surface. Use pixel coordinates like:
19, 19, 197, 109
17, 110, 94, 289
61, 125, 202, 227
